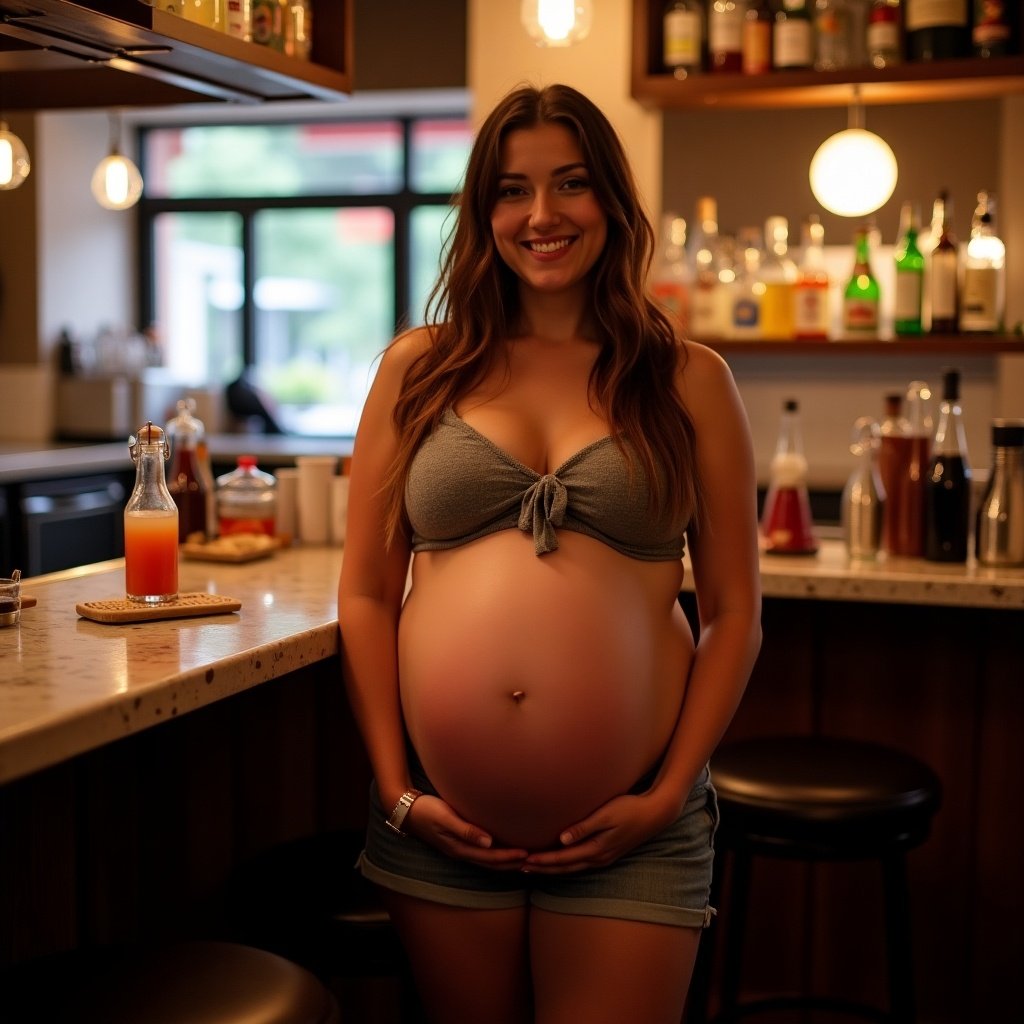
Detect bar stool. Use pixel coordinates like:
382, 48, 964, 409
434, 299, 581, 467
688, 735, 942, 1024
224, 829, 421, 1020
4, 939, 340, 1023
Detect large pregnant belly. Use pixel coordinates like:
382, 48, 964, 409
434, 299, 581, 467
398, 532, 693, 851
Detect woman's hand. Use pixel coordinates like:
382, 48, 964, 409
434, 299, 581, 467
405, 795, 530, 870
518, 792, 672, 874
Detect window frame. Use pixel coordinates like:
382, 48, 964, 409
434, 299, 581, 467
133, 104, 468, 422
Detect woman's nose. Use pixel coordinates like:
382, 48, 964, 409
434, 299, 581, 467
529, 192, 559, 229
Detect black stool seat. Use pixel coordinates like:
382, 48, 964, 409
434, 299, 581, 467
712, 735, 941, 856
689, 735, 942, 1024
4, 940, 340, 1024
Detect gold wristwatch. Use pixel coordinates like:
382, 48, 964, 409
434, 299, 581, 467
385, 789, 423, 836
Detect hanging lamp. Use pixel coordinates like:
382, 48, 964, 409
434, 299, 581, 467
520, 0, 593, 47
91, 112, 144, 211
809, 87, 898, 218
0, 119, 31, 191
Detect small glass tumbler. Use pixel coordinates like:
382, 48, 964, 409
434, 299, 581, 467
0, 577, 21, 627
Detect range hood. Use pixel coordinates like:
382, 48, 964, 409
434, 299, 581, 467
0, 0, 352, 109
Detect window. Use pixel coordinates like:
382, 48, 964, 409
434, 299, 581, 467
138, 109, 471, 436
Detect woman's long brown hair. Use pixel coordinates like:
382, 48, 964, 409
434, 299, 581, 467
382, 83, 703, 546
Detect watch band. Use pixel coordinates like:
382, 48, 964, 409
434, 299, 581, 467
385, 789, 423, 836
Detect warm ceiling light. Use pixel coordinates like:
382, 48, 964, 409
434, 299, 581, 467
521, 0, 593, 47
91, 113, 143, 210
809, 88, 898, 218
0, 120, 31, 190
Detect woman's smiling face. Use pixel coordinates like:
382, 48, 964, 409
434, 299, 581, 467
490, 122, 608, 297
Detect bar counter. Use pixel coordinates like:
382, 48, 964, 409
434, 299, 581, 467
3, 540, 1023, 786
2, 542, 1021, 1022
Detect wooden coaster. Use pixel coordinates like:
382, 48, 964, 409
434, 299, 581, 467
77, 592, 242, 624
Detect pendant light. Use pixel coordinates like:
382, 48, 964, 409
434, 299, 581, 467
809, 87, 898, 218
521, 0, 593, 47
91, 113, 144, 211
0, 119, 31, 191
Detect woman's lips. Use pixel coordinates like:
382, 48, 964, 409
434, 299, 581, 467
521, 236, 577, 259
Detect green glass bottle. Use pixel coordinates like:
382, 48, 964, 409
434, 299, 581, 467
894, 201, 924, 336
843, 227, 880, 338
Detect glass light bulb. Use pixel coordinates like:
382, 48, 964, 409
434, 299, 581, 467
809, 128, 898, 218
0, 122, 31, 190
91, 152, 144, 210
520, 0, 592, 47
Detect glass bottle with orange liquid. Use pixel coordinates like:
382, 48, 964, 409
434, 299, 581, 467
125, 422, 179, 603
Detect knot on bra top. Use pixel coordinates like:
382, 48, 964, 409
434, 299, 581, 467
519, 474, 568, 554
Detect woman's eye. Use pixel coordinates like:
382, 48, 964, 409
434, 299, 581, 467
497, 184, 526, 198
560, 177, 590, 192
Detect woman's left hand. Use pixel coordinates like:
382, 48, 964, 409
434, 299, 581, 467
518, 792, 671, 873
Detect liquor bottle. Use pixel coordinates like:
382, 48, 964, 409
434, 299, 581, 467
883, 381, 932, 557
925, 368, 971, 563
959, 190, 1005, 333
125, 422, 179, 604
928, 190, 959, 334
842, 416, 886, 560
868, 0, 902, 67
742, 0, 773, 74
975, 419, 1024, 567
651, 214, 692, 333
287, 0, 313, 59
843, 226, 881, 337
761, 399, 818, 555
973, 0, 1017, 57
709, 0, 744, 72
729, 227, 764, 339
905, 0, 969, 60
893, 201, 924, 336
180, 0, 222, 29
774, 0, 814, 68
760, 216, 798, 340
663, 0, 705, 77
794, 215, 830, 340
814, 0, 852, 70
689, 196, 726, 339
165, 398, 212, 543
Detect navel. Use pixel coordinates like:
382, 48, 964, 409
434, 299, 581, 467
510, 690, 526, 705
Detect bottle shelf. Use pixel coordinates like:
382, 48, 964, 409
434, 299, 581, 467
0, 0, 351, 109
698, 335, 1024, 356
632, 1, 1024, 109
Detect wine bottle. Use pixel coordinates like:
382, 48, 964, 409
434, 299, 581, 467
709, 0, 744, 72
959, 190, 1005, 333
894, 201, 924, 336
774, 0, 814, 69
972, 0, 1018, 58
794, 215, 830, 341
868, 0, 902, 67
925, 368, 972, 563
742, 0, 773, 74
761, 399, 818, 555
689, 196, 727, 339
928, 190, 959, 334
905, 0, 969, 61
843, 226, 881, 338
663, 0, 705, 77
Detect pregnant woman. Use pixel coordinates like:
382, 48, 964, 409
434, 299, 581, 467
338, 83, 761, 1024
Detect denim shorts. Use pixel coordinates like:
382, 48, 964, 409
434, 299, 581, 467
358, 759, 720, 929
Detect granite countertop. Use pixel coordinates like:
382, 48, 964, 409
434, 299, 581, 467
681, 538, 1024, 611
4, 538, 1023, 787
0, 545, 344, 785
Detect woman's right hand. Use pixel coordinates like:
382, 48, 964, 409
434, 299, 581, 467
405, 795, 530, 870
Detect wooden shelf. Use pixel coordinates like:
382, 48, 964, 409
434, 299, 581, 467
0, 0, 352, 109
632, 0, 1024, 109
699, 335, 1024, 356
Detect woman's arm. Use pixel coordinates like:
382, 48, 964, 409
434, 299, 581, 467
648, 342, 763, 809
337, 333, 421, 813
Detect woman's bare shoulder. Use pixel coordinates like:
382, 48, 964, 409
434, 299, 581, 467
676, 340, 737, 405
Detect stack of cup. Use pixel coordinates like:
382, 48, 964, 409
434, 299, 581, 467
296, 455, 337, 545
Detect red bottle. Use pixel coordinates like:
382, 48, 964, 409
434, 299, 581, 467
761, 399, 818, 555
